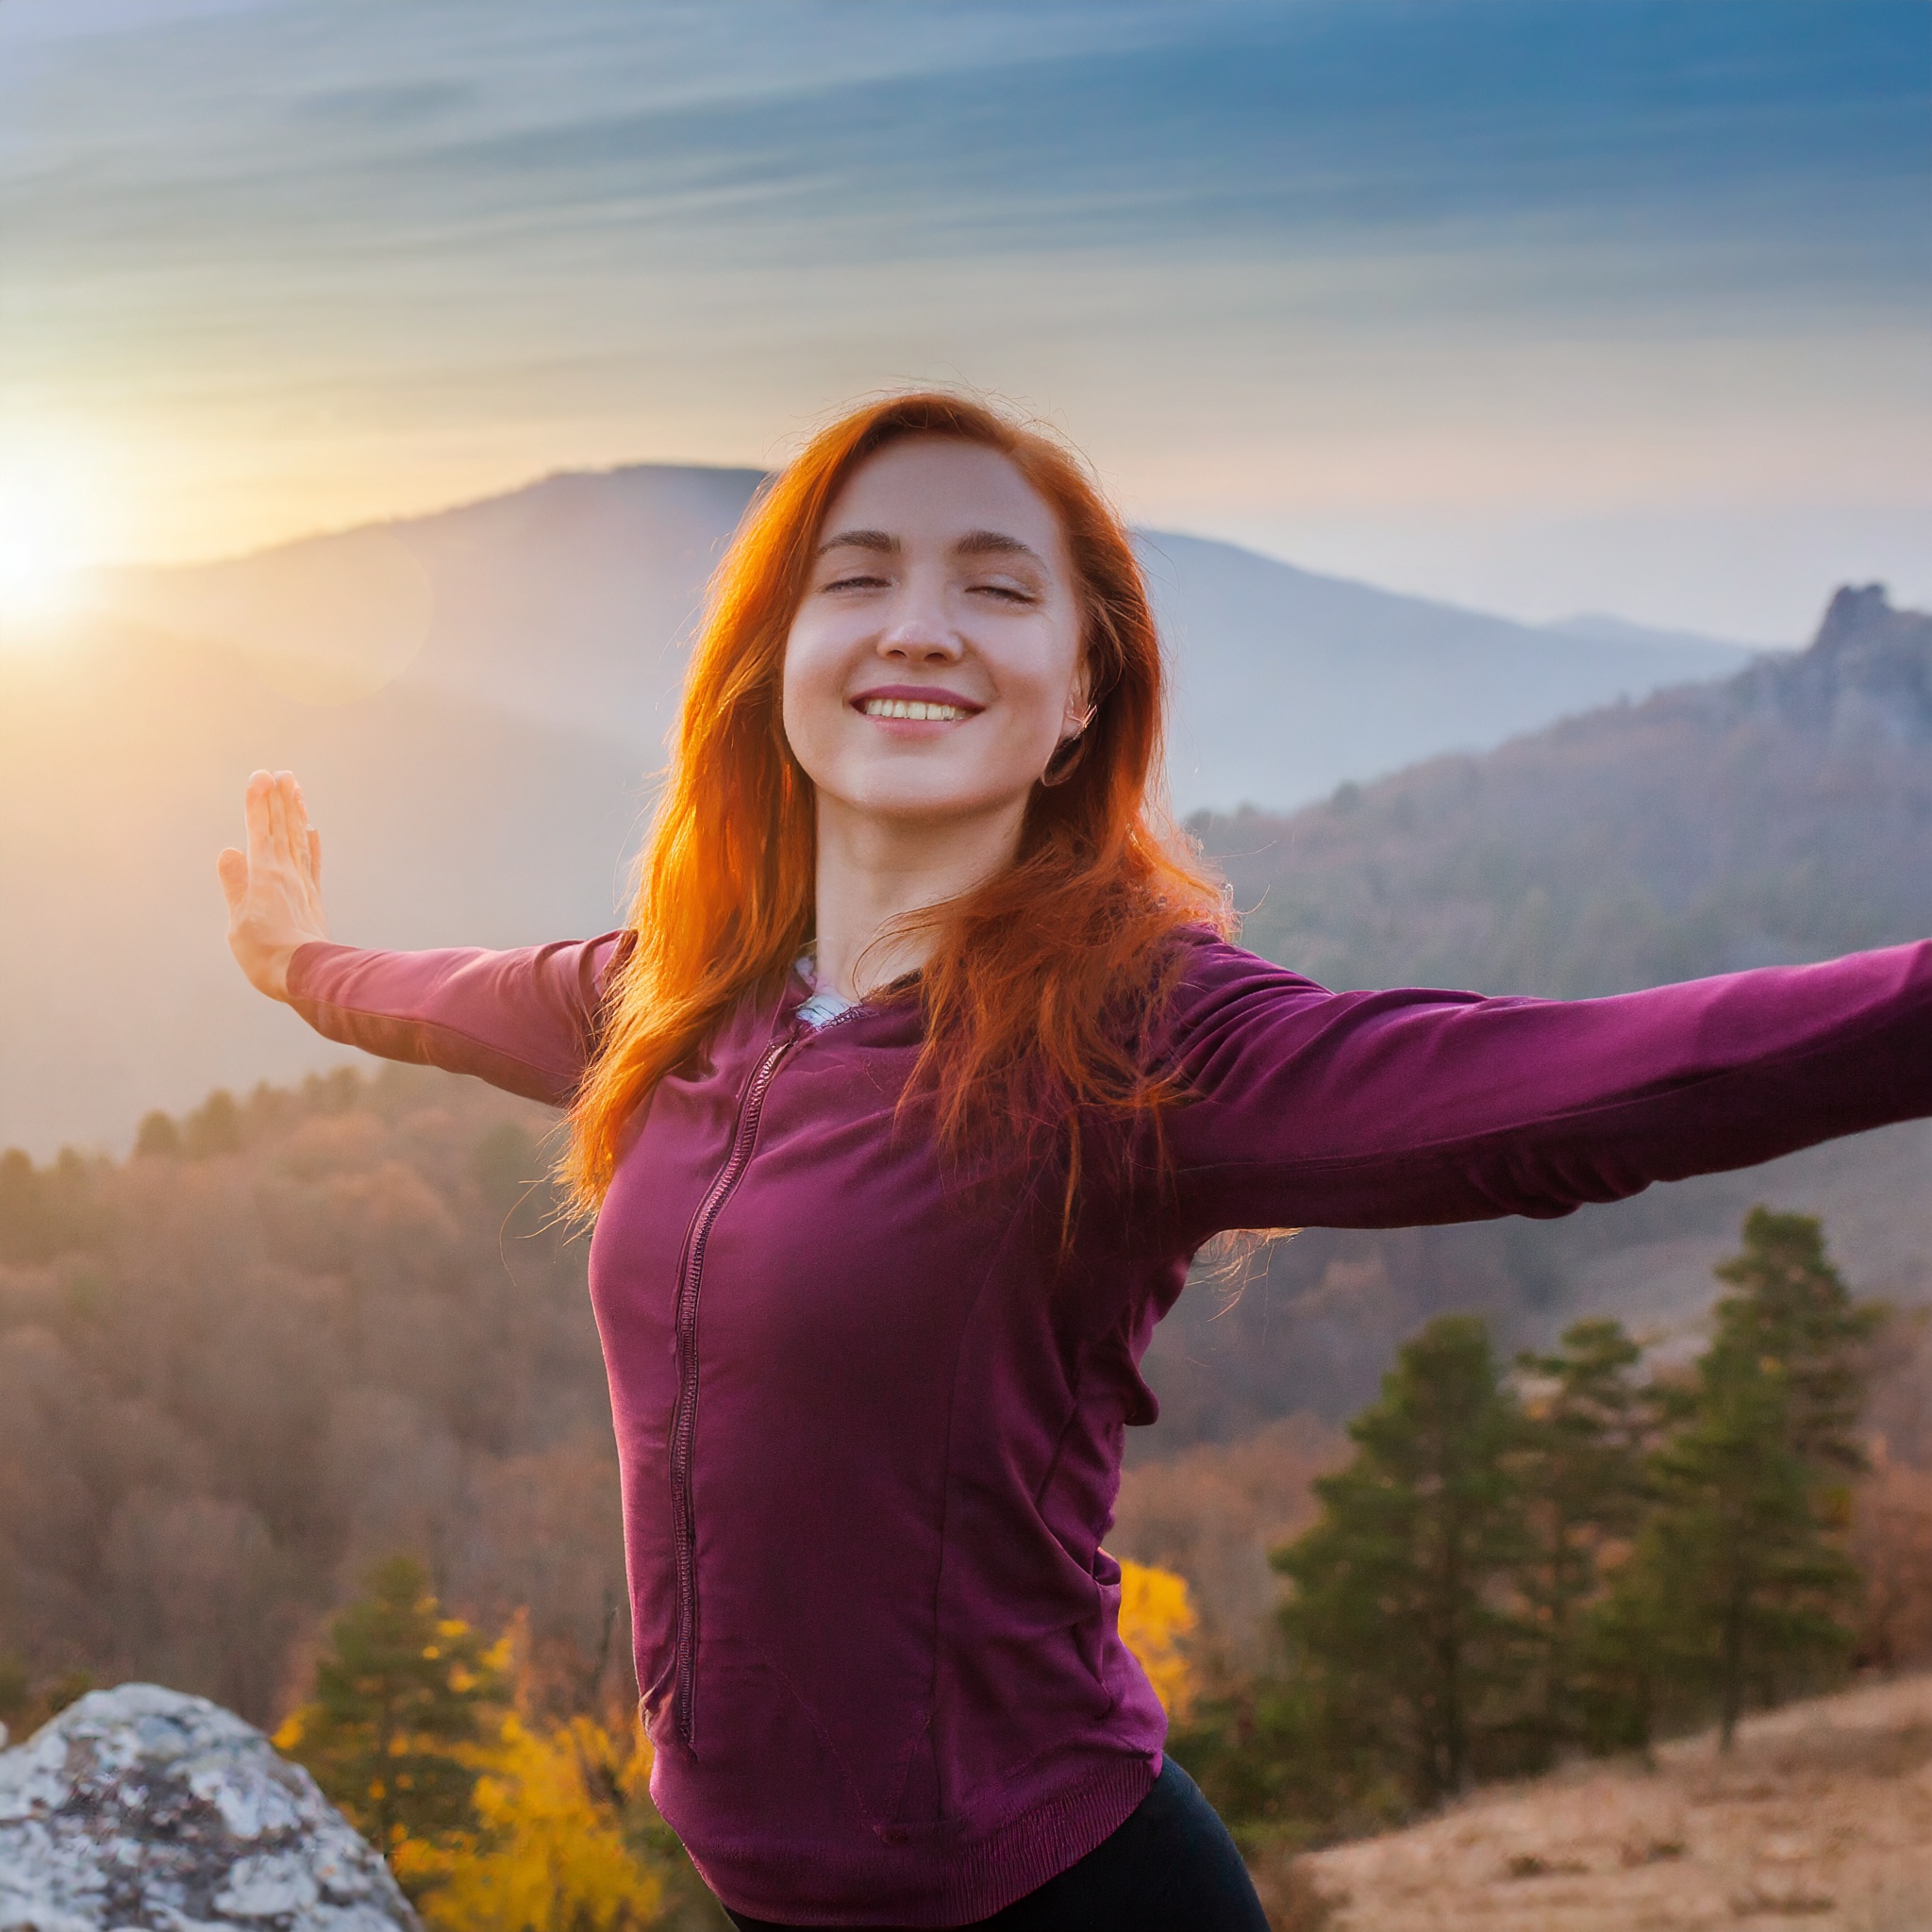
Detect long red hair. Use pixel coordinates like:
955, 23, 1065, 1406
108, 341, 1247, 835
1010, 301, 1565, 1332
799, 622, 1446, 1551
563, 392, 1228, 1218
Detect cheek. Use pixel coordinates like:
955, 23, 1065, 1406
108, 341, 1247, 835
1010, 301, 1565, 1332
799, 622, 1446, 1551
1006, 629, 1083, 744
779, 623, 842, 754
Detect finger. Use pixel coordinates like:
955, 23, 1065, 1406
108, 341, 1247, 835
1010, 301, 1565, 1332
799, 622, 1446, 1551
267, 772, 293, 866
307, 827, 323, 889
279, 771, 310, 873
284, 774, 313, 870
244, 770, 275, 872
217, 847, 247, 914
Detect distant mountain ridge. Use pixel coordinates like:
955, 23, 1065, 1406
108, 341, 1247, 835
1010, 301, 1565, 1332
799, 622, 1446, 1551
1202, 583, 1932, 1001
94, 461, 1761, 814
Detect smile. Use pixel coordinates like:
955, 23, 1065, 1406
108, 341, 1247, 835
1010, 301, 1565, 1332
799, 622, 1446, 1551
859, 697, 974, 722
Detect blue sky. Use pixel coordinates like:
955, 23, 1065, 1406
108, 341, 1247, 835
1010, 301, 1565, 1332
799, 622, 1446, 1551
2, 0, 1927, 638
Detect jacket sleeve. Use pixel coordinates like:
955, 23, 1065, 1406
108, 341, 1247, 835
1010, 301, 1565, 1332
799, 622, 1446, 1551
284, 932, 632, 1108
1160, 936, 1932, 1245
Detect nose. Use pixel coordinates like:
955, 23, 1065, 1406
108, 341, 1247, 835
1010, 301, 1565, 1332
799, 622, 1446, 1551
876, 614, 966, 668
877, 579, 964, 665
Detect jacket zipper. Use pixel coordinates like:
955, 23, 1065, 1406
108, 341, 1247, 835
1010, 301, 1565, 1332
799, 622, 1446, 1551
667, 998, 871, 1750
667, 1026, 794, 1751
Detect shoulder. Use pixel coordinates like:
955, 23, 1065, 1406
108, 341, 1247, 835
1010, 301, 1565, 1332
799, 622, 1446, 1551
1133, 928, 1340, 1069
1161, 928, 1332, 1008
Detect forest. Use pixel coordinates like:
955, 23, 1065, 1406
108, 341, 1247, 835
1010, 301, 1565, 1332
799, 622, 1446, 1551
4, 1058, 1932, 1928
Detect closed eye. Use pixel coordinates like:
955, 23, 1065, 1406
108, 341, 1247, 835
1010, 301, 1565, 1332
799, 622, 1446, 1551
822, 573, 891, 592
970, 582, 1038, 605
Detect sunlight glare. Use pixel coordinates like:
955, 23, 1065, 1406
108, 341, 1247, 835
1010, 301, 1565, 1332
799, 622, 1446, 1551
0, 441, 108, 636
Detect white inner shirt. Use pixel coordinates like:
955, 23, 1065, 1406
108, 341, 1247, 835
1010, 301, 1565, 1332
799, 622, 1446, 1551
793, 956, 856, 1030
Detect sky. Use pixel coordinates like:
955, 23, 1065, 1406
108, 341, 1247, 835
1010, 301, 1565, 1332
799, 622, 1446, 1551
1, 0, 1927, 642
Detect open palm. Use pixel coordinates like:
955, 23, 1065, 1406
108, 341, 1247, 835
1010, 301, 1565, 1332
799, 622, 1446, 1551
218, 769, 329, 1000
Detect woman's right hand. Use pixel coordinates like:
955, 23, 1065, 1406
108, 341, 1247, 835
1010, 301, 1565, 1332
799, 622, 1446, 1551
218, 769, 329, 1002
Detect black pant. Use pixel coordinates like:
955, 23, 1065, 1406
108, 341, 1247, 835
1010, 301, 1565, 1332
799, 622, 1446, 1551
724, 1757, 1270, 1932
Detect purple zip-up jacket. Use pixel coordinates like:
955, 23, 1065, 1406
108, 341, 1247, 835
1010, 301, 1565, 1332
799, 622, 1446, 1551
288, 929, 1932, 1925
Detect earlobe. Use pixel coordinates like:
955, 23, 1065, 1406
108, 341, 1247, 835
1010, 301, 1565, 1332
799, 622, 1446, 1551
1039, 706, 1097, 790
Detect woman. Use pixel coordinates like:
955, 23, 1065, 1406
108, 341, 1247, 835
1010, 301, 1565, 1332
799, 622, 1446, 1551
220, 393, 1932, 1930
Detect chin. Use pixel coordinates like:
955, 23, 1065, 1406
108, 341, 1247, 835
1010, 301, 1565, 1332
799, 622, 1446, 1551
842, 774, 1022, 824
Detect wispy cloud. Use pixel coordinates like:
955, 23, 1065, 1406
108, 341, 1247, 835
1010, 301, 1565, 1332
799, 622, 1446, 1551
2, 0, 1926, 635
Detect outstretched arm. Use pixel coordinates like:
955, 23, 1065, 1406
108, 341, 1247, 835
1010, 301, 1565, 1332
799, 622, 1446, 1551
219, 769, 627, 1107
1161, 937, 1932, 1244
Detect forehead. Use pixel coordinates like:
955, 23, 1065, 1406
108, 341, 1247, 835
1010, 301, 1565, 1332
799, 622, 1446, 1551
819, 437, 1067, 564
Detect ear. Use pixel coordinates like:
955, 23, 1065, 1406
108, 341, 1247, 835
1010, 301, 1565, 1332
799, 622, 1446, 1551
1060, 661, 1095, 743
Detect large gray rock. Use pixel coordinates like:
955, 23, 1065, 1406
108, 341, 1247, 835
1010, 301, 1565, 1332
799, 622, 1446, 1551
0, 1684, 417, 1932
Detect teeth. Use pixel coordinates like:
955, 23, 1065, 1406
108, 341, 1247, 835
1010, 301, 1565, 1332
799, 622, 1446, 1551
861, 697, 969, 721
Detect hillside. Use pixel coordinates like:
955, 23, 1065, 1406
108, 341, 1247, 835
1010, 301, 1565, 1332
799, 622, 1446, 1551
0, 1064, 624, 1729
1202, 582, 1932, 999
1139, 585, 1932, 1439
1266, 1673, 1932, 1931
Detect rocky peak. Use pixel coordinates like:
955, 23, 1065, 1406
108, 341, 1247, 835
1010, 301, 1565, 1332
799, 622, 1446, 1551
1813, 582, 1917, 655
1727, 584, 1932, 743
0, 1683, 415, 1931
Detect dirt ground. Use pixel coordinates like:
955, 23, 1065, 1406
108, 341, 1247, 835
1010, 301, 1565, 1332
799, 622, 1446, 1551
1249, 1674, 1932, 1932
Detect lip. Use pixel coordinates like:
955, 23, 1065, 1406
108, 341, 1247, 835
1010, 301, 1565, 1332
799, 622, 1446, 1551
848, 683, 985, 717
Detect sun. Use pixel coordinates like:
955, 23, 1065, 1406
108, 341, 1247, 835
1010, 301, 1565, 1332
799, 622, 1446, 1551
0, 437, 111, 635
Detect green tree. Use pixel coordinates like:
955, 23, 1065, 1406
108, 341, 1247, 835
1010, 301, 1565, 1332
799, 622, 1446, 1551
1273, 1315, 1529, 1805
1630, 1208, 1882, 1750
276, 1555, 508, 1868
1511, 1317, 1651, 1758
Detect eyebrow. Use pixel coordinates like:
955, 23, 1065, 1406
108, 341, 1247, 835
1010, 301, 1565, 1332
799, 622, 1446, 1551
814, 526, 1048, 569
953, 529, 1047, 569
815, 528, 897, 558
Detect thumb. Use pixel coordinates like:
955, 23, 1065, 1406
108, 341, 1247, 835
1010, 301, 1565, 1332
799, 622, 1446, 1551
218, 846, 248, 915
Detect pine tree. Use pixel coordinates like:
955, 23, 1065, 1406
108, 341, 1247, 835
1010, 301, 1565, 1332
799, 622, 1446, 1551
1274, 1315, 1529, 1805
275, 1555, 508, 1864
1512, 1317, 1651, 1759
1631, 1209, 1881, 1750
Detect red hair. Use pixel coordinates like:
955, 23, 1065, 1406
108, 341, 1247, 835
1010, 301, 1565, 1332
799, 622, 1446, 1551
563, 392, 1228, 1220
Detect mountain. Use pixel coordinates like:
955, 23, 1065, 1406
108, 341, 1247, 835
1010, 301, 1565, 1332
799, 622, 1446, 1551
1541, 610, 1771, 658
1139, 585, 1932, 1441
2, 462, 1764, 1155
96, 464, 769, 740
93, 463, 1758, 816
1138, 533, 1757, 812
1203, 583, 1932, 999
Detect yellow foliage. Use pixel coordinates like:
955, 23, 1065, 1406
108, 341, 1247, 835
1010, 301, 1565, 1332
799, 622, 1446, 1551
396, 1713, 661, 1932
1116, 1558, 1199, 1719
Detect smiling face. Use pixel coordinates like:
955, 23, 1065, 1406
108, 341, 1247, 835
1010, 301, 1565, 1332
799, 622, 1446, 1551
781, 437, 1091, 833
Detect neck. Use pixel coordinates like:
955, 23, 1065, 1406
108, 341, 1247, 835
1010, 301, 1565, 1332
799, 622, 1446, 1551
811, 791, 1027, 1001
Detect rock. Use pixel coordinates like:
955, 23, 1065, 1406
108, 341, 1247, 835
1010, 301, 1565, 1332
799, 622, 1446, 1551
0, 1684, 417, 1931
